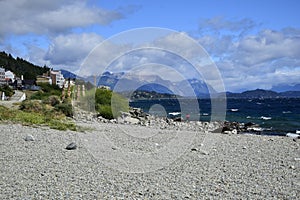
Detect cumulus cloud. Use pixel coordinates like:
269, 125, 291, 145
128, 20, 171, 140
234, 29, 300, 66
198, 26, 300, 91
0, 0, 123, 37
44, 33, 104, 71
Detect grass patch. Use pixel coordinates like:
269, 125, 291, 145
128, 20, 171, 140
0, 106, 16, 119
0, 83, 77, 131
24, 90, 37, 99
0, 105, 77, 131
14, 111, 45, 125
48, 119, 77, 131
30, 83, 62, 101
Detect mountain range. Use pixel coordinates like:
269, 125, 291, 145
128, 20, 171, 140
60, 70, 300, 98
96, 71, 215, 98
1, 50, 298, 99
271, 83, 300, 92
225, 89, 300, 98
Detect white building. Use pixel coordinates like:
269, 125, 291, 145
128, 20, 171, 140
50, 70, 65, 88
5, 70, 15, 82
0, 67, 6, 85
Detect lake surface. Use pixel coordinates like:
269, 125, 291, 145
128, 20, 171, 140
130, 98, 300, 135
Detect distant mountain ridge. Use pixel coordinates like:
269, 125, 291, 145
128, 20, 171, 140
60, 69, 78, 79
271, 83, 300, 92
226, 89, 300, 98
2, 51, 298, 98
60, 69, 300, 98
96, 71, 215, 97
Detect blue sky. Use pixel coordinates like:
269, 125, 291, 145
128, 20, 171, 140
0, 0, 299, 92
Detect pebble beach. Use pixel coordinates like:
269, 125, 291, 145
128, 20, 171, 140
0, 121, 299, 199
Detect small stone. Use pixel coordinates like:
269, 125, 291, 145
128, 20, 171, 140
112, 147, 117, 150
24, 135, 35, 141
191, 148, 198, 152
242, 146, 247, 149
66, 142, 77, 150
289, 165, 295, 169
200, 150, 209, 155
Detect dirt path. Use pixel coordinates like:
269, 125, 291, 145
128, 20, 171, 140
0, 90, 25, 109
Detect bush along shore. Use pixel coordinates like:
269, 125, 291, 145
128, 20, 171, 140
0, 83, 76, 131
0, 99, 76, 131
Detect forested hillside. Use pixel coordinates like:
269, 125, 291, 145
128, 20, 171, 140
0, 51, 50, 79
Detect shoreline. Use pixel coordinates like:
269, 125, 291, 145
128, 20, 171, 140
75, 107, 299, 138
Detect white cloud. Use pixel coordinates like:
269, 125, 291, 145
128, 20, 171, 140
44, 33, 104, 71
235, 29, 300, 66
198, 27, 300, 91
26, 45, 50, 67
0, 0, 143, 74
0, 0, 123, 37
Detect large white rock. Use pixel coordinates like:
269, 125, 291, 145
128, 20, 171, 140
24, 135, 35, 141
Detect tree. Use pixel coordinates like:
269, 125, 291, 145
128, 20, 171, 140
95, 88, 128, 119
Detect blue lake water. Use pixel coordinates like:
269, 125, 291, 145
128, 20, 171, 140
130, 98, 300, 135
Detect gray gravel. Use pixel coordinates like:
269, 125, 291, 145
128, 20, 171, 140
0, 122, 299, 199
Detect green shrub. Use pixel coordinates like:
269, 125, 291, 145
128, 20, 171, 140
0, 85, 14, 97
38, 83, 61, 93
0, 106, 16, 120
95, 88, 128, 119
98, 104, 113, 119
63, 97, 72, 104
43, 95, 60, 106
32, 83, 62, 100
20, 100, 45, 113
95, 89, 112, 105
55, 103, 73, 117
30, 91, 47, 100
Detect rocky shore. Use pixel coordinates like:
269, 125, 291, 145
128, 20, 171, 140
74, 107, 267, 135
74, 107, 224, 132
0, 109, 299, 199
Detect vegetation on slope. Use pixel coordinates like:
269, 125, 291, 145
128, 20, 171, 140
0, 51, 50, 80
0, 84, 75, 131
0, 102, 76, 131
0, 85, 14, 97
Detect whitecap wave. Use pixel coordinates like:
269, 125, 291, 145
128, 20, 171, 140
261, 116, 272, 120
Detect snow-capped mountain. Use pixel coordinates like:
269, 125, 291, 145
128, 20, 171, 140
96, 71, 216, 97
